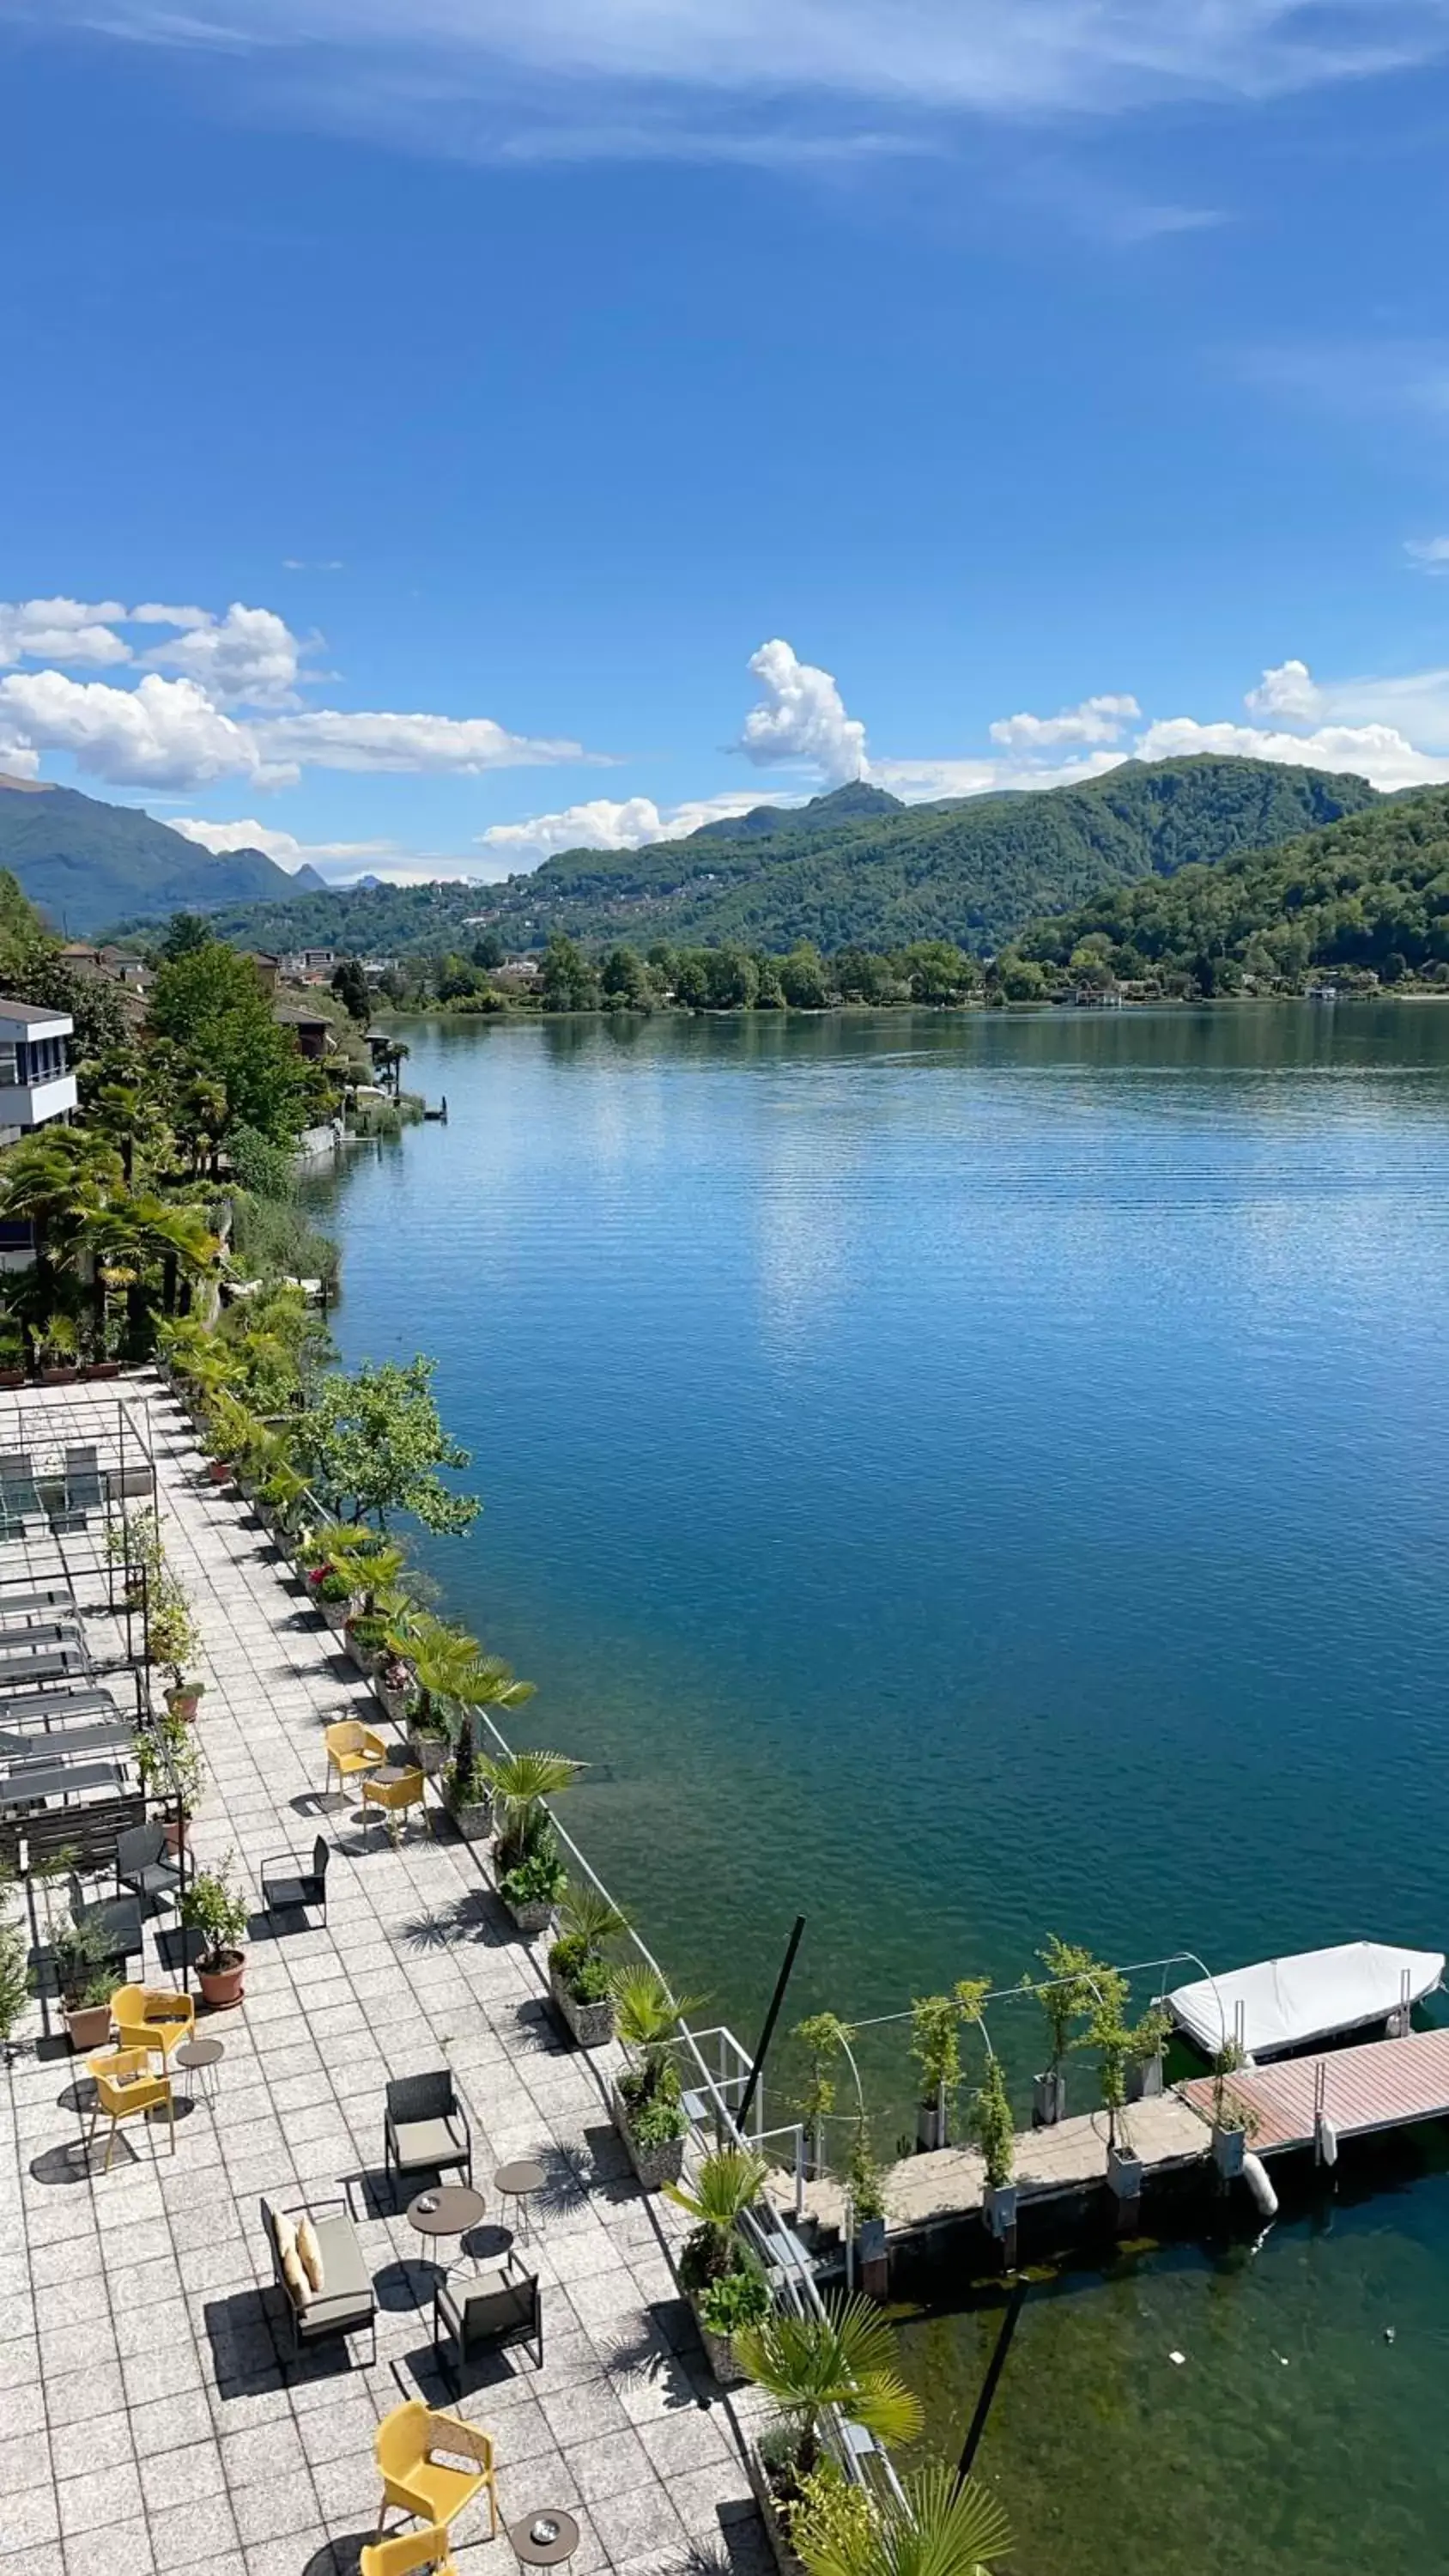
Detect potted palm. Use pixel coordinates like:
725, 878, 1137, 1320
549, 1880, 630, 2047
52, 1917, 115, 2050
666, 2146, 773, 2385
181, 1857, 250, 2008
610, 1963, 696, 2187
395, 1618, 476, 1773
438, 1650, 535, 1841
787, 2462, 1010, 2576
737, 2294, 924, 2573
484, 1747, 580, 1932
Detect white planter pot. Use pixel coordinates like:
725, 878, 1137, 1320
983, 2181, 1018, 2239
1126, 2055, 1164, 2102
1213, 2123, 1246, 2179
1034, 2069, 1068, 2126
1106, 2146, 1143, 2202
916, 2099, 949, 2152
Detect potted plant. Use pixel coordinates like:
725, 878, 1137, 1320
792, 2012, 853, 2181
256, 1462, 307, 1538
1030, 1935, 1100, 2126
1210, 2043, 1257, 2177
610, 1962, 696, 2187
307, 1562, 356, 1633
788, 2464, 1010, 2576
970, 2055, 1018, 2252
374, 1653, 413, 1725
343, 1608, 391, 1674
1125, 2001, 1173, 2102
737, 2293, 923, 2564
549, 1880, 630, 2047
846, 2121, 888, 2292
0, 1916, 31, 2061
136, 1713, 204, 1852
181, 1857, 251, 2008
148, 1575, 203, 1716
910, 1994, 961, 2152
666, 2145, 772, 2385
52, 1916, 116, 2050
106, 1504, 164, 1613
484, 1747, 579, 1932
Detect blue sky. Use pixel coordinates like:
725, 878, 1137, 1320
2, 2, 1449, 880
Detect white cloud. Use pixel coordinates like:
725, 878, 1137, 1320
1245, 655, 1449, 747
0, 671, 291, 791
24, 0, 1449, 134
989, 692, 1141, 748
142, 602, 306, 706
259, 708, 587, 774
1137, 714, 1449, 791
874, 748, 1125, 799
477, 790, 783, 865
738, 639, 867, 785
172, 816, 405, 872
0, 598, 132, 670
129, 603, 214, 631
1406, 537, 1449, 574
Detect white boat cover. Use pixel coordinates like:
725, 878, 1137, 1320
1167, 1941, 1445, 2061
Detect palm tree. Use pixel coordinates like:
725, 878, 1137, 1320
791, 2463, 1011, 2576
482, 1746, 580, 1868
664, 2145, 769, 2279
558, 1881, 630, 1951
0, 1130, 120, 1367
734, 2296, 923, 2474
611, 1963, 700, 2087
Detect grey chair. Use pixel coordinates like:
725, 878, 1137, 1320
433, 2269, 543, 2388
115, 1821, 182, 1915
261, 1836, 329, 1921
67, 1872, 143, 1970
51, 1446, 102, 1534
384, 2070, 472, 2206
260, 2193, 377, 2366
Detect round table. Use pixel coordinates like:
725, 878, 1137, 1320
174, 2034, 224, 2107
509, 2510, 579, 2570
407, 2183, 488, 2270
494, 2158, 546, 2246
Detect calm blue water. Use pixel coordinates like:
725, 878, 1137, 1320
306, 1005, 1449, 2571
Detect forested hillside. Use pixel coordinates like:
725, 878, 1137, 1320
154, 756, 1380, 961
1009, 788, 1449, 988
0, 775, 302, 933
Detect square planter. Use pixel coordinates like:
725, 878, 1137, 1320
746, 2447, 809, 2576
1106, 2146, 1143, 2202
687, 2284, 748, 2388
1126, 2055, 1164, 2103
916, 2099, 949, 2152
549, 1961, 616, 2050
1034, 2069, 1068, 2126
374, 1678, 409, 1724
406, 1731, 450, 1778
448, 1796, 494, 1845
611, 2080, 686, 2190
503, 1893, 556, 1936
318, 1596, 354, 1635
983, 2181, 1018, 2239
1213, 2123, 1246, 2179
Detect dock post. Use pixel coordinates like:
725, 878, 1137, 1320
1106, 2144, 1143, 2235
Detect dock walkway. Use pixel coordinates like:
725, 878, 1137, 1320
1180, 2026, 1449, 2155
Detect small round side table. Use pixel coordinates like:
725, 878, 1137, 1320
494, 2157, 546, 2246
509, 2510, 579, 2572
407, 2182, 488, 2271
174, 2034, 224, 2108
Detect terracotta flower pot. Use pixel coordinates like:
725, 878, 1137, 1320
166, 1686, 203, 1723
65, 2002, 113, 2051
208, 1459, 233, 1486
164, 1815, 191, 1857
197, 1950, 246, 2008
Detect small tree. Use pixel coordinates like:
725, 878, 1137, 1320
665, 2145, 770, 2285
294, 1356, 480, 1533
792, 2012, 853, 2177
970, 2057, 1016, 2189
910, 1995, 961, 2139
1033, 1935, 1106, 2077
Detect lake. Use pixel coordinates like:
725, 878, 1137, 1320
305, 1003, 1449, 2572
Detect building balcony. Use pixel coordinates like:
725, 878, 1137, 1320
0, 1072, 78, 1132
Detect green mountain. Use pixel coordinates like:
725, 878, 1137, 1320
173, 756, 1383, 963
694, 781, 906, 840
1011, 786, 1449, 987
0, 774, 300, 934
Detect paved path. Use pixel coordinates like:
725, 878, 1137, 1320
0, 1377, 769, 2576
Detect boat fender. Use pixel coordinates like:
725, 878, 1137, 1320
1315, 2113, 1339, 2169
1243, 2153, 1278, 2219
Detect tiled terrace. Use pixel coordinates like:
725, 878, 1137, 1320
0, 1377, 771, 2576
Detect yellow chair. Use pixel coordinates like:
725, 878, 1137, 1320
373, 2401, 498, 2543
111, 1984, 195, 2066
324, 1720, 388, 1798
84, 2045, 175, 2172
360, 2529, 458, 2576
361, 1765, 427, 1844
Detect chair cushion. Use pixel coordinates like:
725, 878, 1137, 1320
282, 2248, 311, 2312
265, 1876, 314, 1909
296, 2216, 324, 2293
271, 2210, 297, 2268
392, 2117, 465, 2170
312, 2215, 369, 2303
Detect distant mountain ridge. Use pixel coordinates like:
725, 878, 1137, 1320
139, 755, 1385, 961
0, 775, 300, 934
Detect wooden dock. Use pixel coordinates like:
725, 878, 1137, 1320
1180, 2025, 1449, 2156
771, 2027, 1449, 2257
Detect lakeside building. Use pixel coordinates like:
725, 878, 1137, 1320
271, 1002, 335, 1061
0, 999, 78, 1269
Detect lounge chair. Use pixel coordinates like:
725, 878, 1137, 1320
384, 2071, 472, 2207
260, 1835, 330, 1921
115, 1821, 182, 1915
433, 2269, 543, 2389
261, 2192, 377, 2366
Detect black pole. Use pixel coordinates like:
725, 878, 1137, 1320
955, 2277, 1028, 2488
736, 1913, 806, 2139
